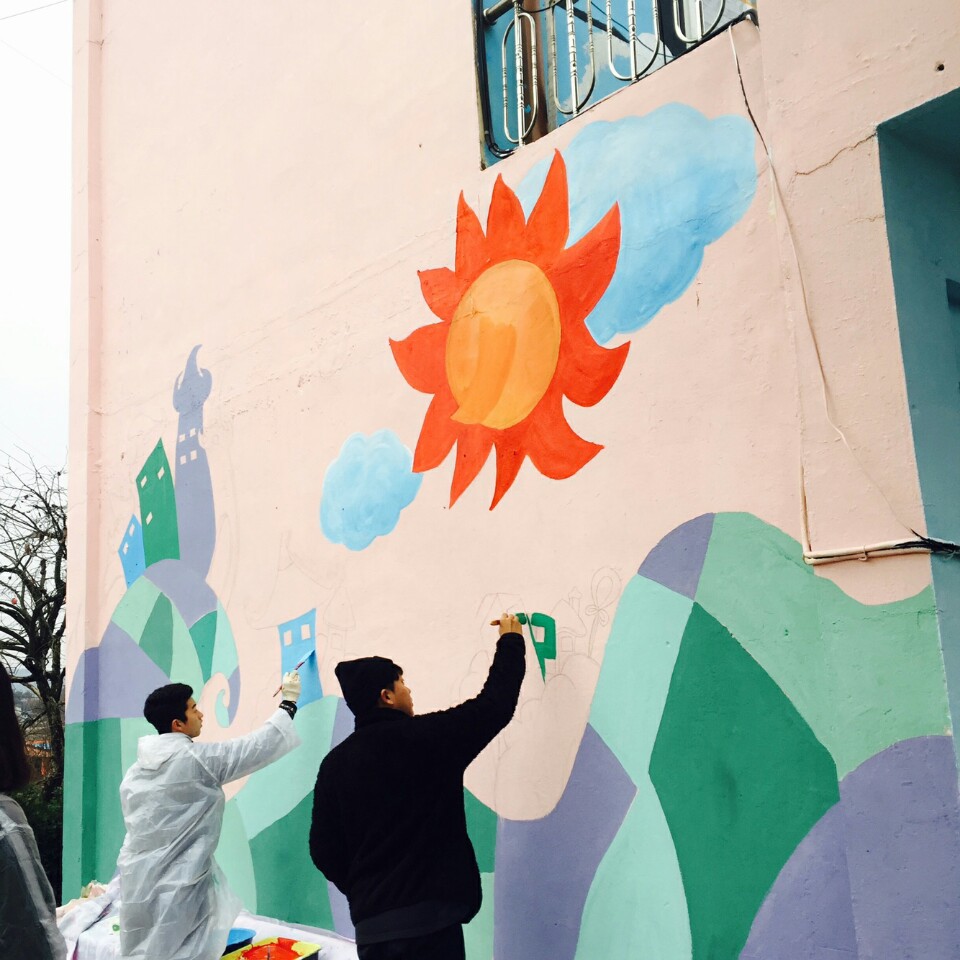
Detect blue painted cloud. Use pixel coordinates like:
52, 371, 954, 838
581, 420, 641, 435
517, 103, 757, 344
321, 430, 422, 551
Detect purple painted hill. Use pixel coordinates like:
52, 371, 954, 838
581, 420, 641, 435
742, 736, 960, 960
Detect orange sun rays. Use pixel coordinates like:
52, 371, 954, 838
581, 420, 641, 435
390, 152, 629, 509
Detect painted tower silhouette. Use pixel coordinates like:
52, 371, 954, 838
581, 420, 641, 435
172, 345, 215, 576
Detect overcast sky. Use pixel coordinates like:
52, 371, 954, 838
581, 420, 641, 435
0, 0, 71, 469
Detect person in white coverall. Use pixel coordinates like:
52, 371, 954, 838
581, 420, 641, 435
117, 673, 302, 960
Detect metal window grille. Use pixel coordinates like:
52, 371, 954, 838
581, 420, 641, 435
474, 0, 757, 164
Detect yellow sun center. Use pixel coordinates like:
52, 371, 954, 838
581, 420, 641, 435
445, 259, 562, 430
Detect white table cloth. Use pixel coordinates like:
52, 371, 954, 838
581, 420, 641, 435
74, 907, 358, 960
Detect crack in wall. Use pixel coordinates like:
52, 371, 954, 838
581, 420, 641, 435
794, 133, 877, 179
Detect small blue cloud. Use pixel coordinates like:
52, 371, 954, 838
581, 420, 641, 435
518, 103, 757, 343
321, 430, 422, 551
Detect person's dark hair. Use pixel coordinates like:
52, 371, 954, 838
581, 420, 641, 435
143, 683, 193, 734
384, 663, 402, 693
0, 666, 32, 792
334, 657, 402, 717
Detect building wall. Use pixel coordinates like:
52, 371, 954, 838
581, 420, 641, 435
65, 2, 960, 956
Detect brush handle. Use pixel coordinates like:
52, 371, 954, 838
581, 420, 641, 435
272, 655, 311, 696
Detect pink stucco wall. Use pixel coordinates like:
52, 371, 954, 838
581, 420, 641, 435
66, 1, 960, 954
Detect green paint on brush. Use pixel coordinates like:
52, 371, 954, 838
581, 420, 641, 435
696, 512, 949, 776
250, 791, 334, 930
649, 603, 839, 960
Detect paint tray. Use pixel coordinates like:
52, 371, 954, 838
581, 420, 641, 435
222, 936, 321, 959
224, 927, 257, 952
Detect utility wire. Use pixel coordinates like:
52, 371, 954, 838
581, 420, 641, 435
0, 0, 68, 24
0, 35, 69, 84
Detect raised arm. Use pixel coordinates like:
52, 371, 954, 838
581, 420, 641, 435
195, 709, 302, 785
195, 671, 303, 784
423, 614, 526, 769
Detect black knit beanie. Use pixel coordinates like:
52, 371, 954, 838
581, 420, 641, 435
335, 656, 402, 717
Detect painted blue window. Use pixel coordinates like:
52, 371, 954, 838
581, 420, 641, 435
475, 0, 756, 165
277, 608, 323, 707
118, 515, 146, 587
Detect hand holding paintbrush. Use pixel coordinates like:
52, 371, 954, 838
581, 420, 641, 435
490, 612, 524, 635
273, 663, 306, 698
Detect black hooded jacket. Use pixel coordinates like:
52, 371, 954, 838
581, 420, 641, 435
309, 633, 525, 942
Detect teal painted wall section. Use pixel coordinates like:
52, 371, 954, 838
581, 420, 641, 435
880, 88, 960, 761
696, 514, 949, 778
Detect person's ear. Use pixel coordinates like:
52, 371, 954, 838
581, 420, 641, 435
379, 688, 393, 707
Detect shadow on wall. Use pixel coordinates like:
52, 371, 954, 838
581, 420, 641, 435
880, 86, 960, 778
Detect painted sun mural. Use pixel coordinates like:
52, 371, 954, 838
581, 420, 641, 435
390, 153, 630, 508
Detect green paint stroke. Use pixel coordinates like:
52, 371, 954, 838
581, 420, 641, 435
62, 723, 87, 897
137, 440, 180, 566
236, 696, 338, 841
696, 512, 950, 776
167, 603, 203, 695
578, 577, 694, 960
530, 613, 557, 678
67, 718, 126, 889
575, 784, 691, 960
464, 788, 498, 873
649, 603, 839, 960
109, 576, 163, 645
250, 791, 334, 930
464, 872, 495, 960
589, 577, 693, 783
190, 611, 218, 683
210, 602, 239, 680
139, 594, 173, 676
217, 799, 259, 912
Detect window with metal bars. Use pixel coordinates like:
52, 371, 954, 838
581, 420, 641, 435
474, 0, 757, 165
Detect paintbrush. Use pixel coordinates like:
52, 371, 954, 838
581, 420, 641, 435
273, 652, 312, 697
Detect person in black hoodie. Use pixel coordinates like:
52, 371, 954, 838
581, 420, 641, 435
309, 612, 525, 960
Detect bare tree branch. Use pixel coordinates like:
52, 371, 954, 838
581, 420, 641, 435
0, 453, 66, 789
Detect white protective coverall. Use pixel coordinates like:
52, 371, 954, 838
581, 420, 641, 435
117, 710, 300, 960
0, 793, 67, 959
